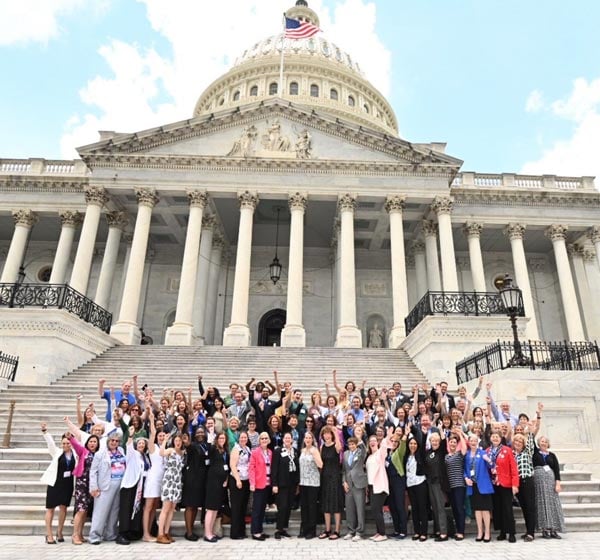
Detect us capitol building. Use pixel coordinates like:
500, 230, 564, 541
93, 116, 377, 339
1, 1, 600, 394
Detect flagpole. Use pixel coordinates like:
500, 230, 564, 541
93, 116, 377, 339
279, 13, 285, 97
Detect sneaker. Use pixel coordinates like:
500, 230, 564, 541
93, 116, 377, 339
343, 533, 354, 540
352, 535, 362, 542
373, 535, 388, 542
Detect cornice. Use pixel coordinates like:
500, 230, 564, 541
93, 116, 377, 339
452, 188, 600, 208
0, 176, 87, 193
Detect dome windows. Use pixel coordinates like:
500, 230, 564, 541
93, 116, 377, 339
289, 81, 299, 95
363, 103, 369, 113
269, 82, 278, 95
348, 95, 355, 107
219, 97, 225, 106
330, 88, 338, 101
249, 85, 258, 96
310, 84, 319, 97
232, 90, 240, 101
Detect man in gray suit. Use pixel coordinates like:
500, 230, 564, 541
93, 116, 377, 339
227, 390, 252, 428
342, 437, 368, 541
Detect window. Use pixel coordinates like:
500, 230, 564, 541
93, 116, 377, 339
289, 81, 299, 95
363, 103, 369, 113
232, 90, 240, 101
269, 82, 278, 95
219, 97, 225, 106
330, 88, 338, 100
249, 85, 258, 96
348, 95, 355, 107
310, 84, 319, 97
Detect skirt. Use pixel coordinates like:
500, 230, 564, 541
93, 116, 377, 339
534, 466, 565, 532
46, 476, 74, 509
470, 482, 493, 512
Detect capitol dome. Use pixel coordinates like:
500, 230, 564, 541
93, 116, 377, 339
193, 1, 398, 136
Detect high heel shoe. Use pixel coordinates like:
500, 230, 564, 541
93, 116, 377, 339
56, 534, 65, 543
45, 536, 56, 544
475, 535, 483, 542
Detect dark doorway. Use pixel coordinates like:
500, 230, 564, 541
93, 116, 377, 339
258, 308, 287, 346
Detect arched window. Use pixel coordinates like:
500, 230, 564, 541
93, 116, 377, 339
232, 90, 240, 101
219, 97, 225, 106
250, 85, 258, 96
269, 82, 278, 95
348, 95, 355, 107
310, 84, 319, 97
330, 88, 338, 100
289, 81, 299, 95
363, 103, 369, 113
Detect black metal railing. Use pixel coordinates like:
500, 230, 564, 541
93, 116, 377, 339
0, 283, 112, 333
0, 351, 18, 382
456, 340, 600, 384
405, 291, 524, 335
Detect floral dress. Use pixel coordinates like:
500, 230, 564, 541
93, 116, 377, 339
74, 452, 94, 512
161, 451, 185, 503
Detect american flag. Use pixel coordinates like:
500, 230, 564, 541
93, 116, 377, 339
284, 17, 321, 39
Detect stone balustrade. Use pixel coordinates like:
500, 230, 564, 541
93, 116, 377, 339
0, 158, 88, 176
452, 171, 595, 191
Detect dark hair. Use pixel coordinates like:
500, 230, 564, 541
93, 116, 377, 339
85, 435, 100, 451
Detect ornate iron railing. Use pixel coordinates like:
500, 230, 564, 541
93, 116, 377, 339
404, 291, 523, 335
0, 283, 112, 333
0, 351, 18, 382
456, 340, 600, 384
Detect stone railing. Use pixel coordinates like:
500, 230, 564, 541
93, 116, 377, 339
0, 158, 88, 176
451, 172, 595, 192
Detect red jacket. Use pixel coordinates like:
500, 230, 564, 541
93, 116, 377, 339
249, 447, 273, 490
487, 444, 519, 488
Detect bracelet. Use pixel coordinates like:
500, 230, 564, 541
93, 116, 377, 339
536, 415, 541, 419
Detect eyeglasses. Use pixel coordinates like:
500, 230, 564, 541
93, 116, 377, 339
260, 437, 269, 440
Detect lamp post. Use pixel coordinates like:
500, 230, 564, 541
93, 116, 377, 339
499, 273, 531, 367
269, 206, 283, 284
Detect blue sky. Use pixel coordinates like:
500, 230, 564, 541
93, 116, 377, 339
1, 0, 599, 181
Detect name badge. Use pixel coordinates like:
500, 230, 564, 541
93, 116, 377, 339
301, 408, 306, 415
223, 465, 229, 471
470, 469, 475, 478
385, 460, 390, 468
205, 459, 210, 466
543, 465, 551, 472
63, 471, 71, 478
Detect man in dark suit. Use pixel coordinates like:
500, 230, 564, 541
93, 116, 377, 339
430, 381, 456, 413
410, 413, 440, 451
247, 378, 284, 432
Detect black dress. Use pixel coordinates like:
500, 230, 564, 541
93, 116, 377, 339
204, 446, 229, 510
46, 453, 75, 509
181, 441, 209, 508
320, 444, 344, 513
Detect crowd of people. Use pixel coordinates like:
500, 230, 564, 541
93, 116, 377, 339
40, 370, 566, 545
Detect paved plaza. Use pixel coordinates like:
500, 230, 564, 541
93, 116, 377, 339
0, 533, 593, 560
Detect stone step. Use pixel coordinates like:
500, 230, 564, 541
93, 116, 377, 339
561, 480, 600, 492
0, 470, 43, 481
0, 492, 45, 505
561, 491, 600, 504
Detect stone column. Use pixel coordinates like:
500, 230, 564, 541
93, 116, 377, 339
192, 214, 217, 344
333, 219, 341, 329
545, 224, 585, 341
569, 244, 597, 340
504, 223, 540, 340
282, 192, 307, 347
69, 187, 108, 296
94, 211, 128, 309
0, 210, 38, 283
165, 190, 208, 345
49, 211, 82, 284
432, 196, 458, 291
412, 241, 427, 299
463, 222, 486, 292
111, 188, 159, 345
587, 226, 600, 271
422, 220, 442, 292
335, 194, 362, 348
223, 191, 258, 347
203, 235, 225, 345
583, 250, 600, 340
385, 195, 409, 347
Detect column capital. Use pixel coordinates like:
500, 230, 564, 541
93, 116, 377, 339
504, 223, 526, 240
187, 189, 208, 208
411, 240, 426, 254
431, 195, 453, 215
212, 233, 225, 250
59, 210, 83, 228
338, 193, 357, 213
105, 211, 128, 230
583, 249, 597, 263
202, 214, 217, 230
422, 219, 438, 237
587, 225, 600, 244
288, 192, 308, 212
567, 243, 585, 258
135, 188, 159, 208
84, 186, 109, 207
545, 224, 568, 242
463, 222, 483, 238
12, 209, 38, 227
238, 190, 259, 210
384, 195, 406, 214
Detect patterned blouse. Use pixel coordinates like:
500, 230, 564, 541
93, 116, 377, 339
299, 449, 321, 487
513, 433, 535, 479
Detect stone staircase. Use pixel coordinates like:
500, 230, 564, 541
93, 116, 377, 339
0, 345, 598, 535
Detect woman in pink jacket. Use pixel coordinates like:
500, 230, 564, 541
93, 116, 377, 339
365, 426, 394, 542
249, 431, 273, 541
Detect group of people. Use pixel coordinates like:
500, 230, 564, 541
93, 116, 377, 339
40, 370, 566, 545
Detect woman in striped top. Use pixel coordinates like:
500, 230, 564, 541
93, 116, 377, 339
444, 429, 467, 540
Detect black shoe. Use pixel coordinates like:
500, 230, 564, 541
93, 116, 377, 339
252, 534, 267, 541
274, 531, 282, 540
550, 531, 562, 539
230, 535, 246, 540
508, 534, 516, 543
184, 533, 199, 541
542, 530, 551, 539
56, 536, 65, 543
45, 537, 56, 545
280, 530, 291, 538
497, 533, 506, 541
475, 536, 483, 542
435, 535, 448, 542
116, 536, 130, 545
305, 533, 316, 540
203, 536, 218, 543
89, 541, 100, 545
483, 538, 491, 543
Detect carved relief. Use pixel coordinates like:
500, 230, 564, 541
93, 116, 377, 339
362, 282, 387, 297
227, 125, 258, 157
528, 257, 546, 272
262, 119, 291, 152
59, 210, 82, 228
295, 129, 312, 159
545, 224, 568, 242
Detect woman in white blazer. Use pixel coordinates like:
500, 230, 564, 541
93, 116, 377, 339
40, 422, 78, 544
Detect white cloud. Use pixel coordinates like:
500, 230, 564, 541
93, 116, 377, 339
521, 77, 600, 182
60, 0, 392, 157
525, 89, 544, 113
0, 0, 84, 46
